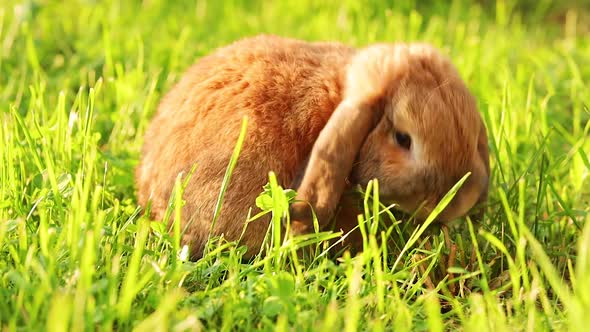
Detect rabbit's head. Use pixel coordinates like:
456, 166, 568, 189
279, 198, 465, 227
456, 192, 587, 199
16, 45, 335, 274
290, 43, 489, 232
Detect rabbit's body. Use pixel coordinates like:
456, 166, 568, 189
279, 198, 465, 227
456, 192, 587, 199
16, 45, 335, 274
137, 36, 355, 257
137, 35, 490, 259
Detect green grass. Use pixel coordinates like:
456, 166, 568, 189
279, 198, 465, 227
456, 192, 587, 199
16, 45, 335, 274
1, 0, 589, 330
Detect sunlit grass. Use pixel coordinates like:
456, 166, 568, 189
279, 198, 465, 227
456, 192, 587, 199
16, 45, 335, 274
0, 0, 589, 330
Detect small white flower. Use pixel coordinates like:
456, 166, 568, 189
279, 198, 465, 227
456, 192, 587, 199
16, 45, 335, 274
178, 245, 189, 262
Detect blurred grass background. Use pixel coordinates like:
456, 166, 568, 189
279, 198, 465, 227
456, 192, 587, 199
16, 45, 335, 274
1, 0, 589, 331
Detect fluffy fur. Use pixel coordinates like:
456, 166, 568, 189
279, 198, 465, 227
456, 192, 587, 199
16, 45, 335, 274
136, 35, 490, 259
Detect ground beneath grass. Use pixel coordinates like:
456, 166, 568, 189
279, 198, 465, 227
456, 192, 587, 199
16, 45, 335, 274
1, 1, 589, 331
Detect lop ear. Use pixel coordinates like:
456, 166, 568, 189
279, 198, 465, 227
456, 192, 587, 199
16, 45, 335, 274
478, 118, 490, 177
469, 117, 490, 222
289, 97, 383, 235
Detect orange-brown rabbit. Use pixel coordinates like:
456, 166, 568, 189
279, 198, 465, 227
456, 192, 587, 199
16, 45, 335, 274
136, 35, 490, 259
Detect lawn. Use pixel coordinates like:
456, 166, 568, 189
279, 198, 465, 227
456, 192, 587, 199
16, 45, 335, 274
1, 0, 589, 331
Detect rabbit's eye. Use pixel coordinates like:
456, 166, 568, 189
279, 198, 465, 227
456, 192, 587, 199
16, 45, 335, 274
395, 131, 412, 150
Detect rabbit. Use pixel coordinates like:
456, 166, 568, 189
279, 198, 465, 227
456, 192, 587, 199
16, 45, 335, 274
135, 34, 490, 260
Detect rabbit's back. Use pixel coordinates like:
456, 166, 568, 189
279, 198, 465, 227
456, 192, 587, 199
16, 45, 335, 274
136, 35, 353, 258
